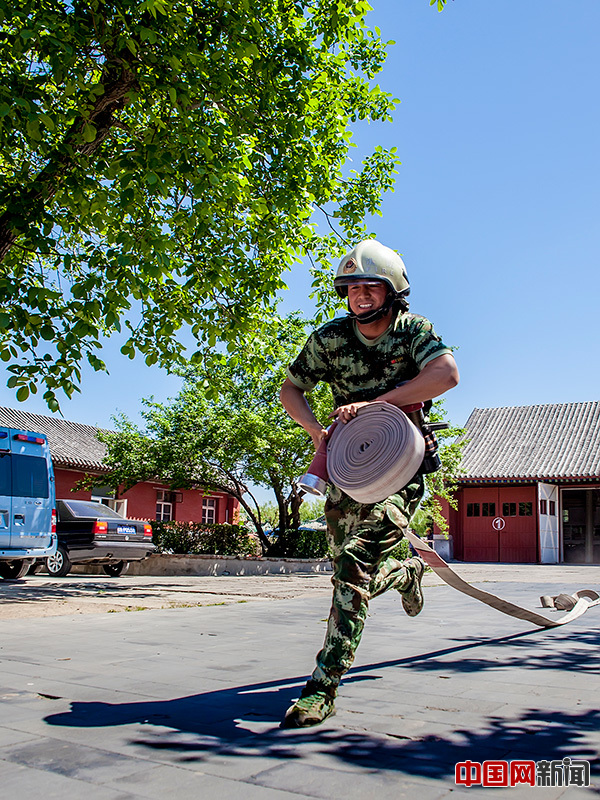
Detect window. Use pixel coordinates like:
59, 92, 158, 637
202, 497, 217, 524
12, 455, 49, 498
467, 503, 480, 517
482, 503, 496, 517
502, 502, 516, 517
519, 502, 533, 516
100, 498, 128, 517
549, 501, 556, 516
540, 499, 547, 515
0, 453, 10, 495
156, 490, 174, 522
90, 489, 128, 518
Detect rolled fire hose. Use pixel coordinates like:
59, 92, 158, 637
299, 403, 600, 629
327, 402, 425, 504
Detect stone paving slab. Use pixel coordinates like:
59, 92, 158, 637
0, 575, 599, 798
1, 561, 599, 619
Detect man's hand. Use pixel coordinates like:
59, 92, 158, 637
308, 424, 328, 450
330, 401, 372, 424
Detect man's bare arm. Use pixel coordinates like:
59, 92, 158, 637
280, 378, 328, 449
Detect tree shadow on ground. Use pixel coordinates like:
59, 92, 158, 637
368, 625, 600, 675
45, 628, 600, 786
0, 575, 330, 605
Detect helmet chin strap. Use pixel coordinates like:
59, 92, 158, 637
346, 291, 395, 324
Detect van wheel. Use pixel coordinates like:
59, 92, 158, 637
102, 561, 129, 577
46, 546, 71, 577
0, 560, 30, 580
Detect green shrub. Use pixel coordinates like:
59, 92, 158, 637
269, 527, 415, 560
151, 521, 259, 557
275, 528, 331, 559
390, 537, 412, 562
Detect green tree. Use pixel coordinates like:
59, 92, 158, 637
419, 399, 466, 536
254, 497, 325, 529
97, 314, 333, 554
0, 0, 400, 408
298, 497, 326, 524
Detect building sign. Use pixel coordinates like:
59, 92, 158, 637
492, 517, 506, 531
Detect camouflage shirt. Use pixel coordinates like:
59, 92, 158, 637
286, 312, 452, 408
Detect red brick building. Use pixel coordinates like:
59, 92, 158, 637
0, 407, 239, 524
443, 402, 600, 564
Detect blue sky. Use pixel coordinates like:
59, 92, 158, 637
3, 1, 600, 479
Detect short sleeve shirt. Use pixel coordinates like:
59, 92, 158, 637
286, 312, 452, 408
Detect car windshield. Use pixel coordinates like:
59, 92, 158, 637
60, 500, 125, 519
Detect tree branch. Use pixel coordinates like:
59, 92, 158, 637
0, 58, 139, 263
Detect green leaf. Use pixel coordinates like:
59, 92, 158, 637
39, 326, 55, 341
82, 123, 97, 143
26, 118, 42, 141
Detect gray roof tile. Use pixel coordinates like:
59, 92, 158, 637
0, 407, 108, 471
458, 401, 600, 481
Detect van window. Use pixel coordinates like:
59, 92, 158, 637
0, 453, 10, 495
12, 455, 49, 498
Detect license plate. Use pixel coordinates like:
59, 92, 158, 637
117, 525, 136, 535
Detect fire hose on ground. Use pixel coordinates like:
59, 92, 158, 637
298, 402, 599, 629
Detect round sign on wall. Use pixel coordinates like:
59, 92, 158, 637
492, 517, 506, 531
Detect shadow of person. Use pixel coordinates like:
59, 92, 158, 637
44, 678, 600, 781
43, 628, 600, 781
44, 631, 542, 736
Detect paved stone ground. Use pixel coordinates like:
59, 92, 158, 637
1, 562, 599, 619
0, 566, 599, 798
0, 572, 333, 619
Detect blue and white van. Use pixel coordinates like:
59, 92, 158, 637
0, 427, 57, 579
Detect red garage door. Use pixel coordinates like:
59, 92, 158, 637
462, 486, 538, 562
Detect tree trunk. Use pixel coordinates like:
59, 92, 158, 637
234, 492, 271, 554
289, 485, 303, 531
275, 486, 288, 540
0, 62, 137, 264
204, 476, 271, 555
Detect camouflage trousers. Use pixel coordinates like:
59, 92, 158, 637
311, 475, 424, 689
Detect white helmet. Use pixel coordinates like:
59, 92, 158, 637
334, 240, 410, 322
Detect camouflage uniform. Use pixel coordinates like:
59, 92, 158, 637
286, 312, 452, 410
287, 311, 451, 690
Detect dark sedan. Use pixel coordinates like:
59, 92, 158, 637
36, 499, 156, 577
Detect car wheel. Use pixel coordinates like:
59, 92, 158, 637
28, 561, 43, 575
0, 560, 30, 579
102, 561, 129, 577
46, 546, 71, 577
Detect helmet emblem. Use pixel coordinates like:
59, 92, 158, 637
342, 258, 357, 274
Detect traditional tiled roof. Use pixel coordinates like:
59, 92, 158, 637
0, 407, 238, 494
457, 402, 600, 482
0, 407, 108, 471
